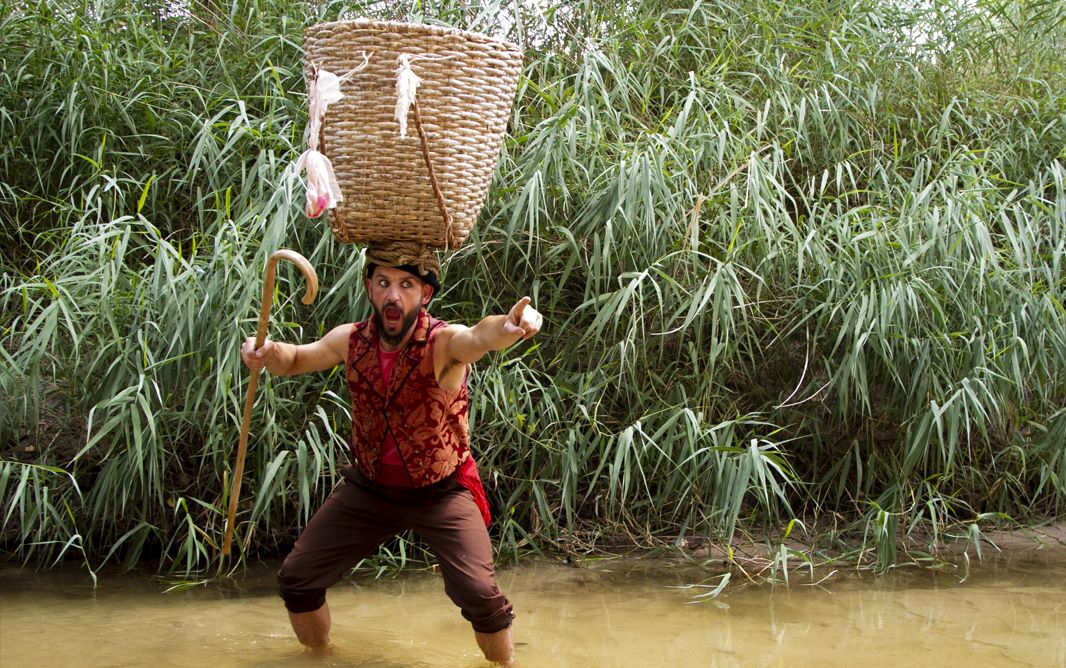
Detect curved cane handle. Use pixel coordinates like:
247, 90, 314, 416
254, 250, 319, 347
223, 249, 318, 557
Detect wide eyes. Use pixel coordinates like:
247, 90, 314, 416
375, 279, 416, 290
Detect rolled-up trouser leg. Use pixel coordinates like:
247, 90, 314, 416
413, 484, 515, 633
277, 480, 398, 613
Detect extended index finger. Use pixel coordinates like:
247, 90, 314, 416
511, 296, 531, 322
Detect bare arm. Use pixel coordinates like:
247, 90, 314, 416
435, 297, 543, 390
241, 324, 351, 376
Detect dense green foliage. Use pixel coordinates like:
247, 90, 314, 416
1, 0, 1063, 576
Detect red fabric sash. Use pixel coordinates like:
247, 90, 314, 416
457, 456, 491, 526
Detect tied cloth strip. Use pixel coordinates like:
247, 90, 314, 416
296, 55, 371, 218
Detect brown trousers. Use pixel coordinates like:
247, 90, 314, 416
276, 466, 514, 634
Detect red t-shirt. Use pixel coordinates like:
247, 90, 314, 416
375, 348, 411, 486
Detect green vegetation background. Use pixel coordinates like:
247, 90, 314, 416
1, 0, 1063, 577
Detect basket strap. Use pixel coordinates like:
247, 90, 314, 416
411, 98, 454, 250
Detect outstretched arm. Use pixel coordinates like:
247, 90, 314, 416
241, 324, 351, 376
435, 297, 543, 390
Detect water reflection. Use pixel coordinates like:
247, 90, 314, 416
1, 553, 1063, 667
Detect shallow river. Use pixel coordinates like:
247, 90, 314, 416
1, 551, 1064, 667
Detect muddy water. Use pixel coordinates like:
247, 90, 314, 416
1, 553, 1064, 667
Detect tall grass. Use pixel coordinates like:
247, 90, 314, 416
2, 0, 1064, 575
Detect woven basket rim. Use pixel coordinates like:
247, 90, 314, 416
304, 18, 521, 53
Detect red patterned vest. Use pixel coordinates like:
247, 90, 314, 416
345, 309, 472, 487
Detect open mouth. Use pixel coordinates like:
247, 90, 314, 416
383, 304, 403, 325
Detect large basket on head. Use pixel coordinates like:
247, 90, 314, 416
303, 20, 523, 249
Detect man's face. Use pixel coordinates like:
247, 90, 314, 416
366, 265, 433, 349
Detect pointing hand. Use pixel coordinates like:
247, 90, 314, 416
504, 297, 543, 341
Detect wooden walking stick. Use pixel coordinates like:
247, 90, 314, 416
223, 249, 318, 557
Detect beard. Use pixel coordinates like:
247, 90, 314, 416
372, 301, 420, 347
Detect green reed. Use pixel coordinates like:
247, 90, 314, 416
1, 0, 1063, 576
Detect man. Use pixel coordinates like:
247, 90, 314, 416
240, 256, 541, 665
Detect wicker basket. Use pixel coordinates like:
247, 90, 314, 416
303, 20, 523, 248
